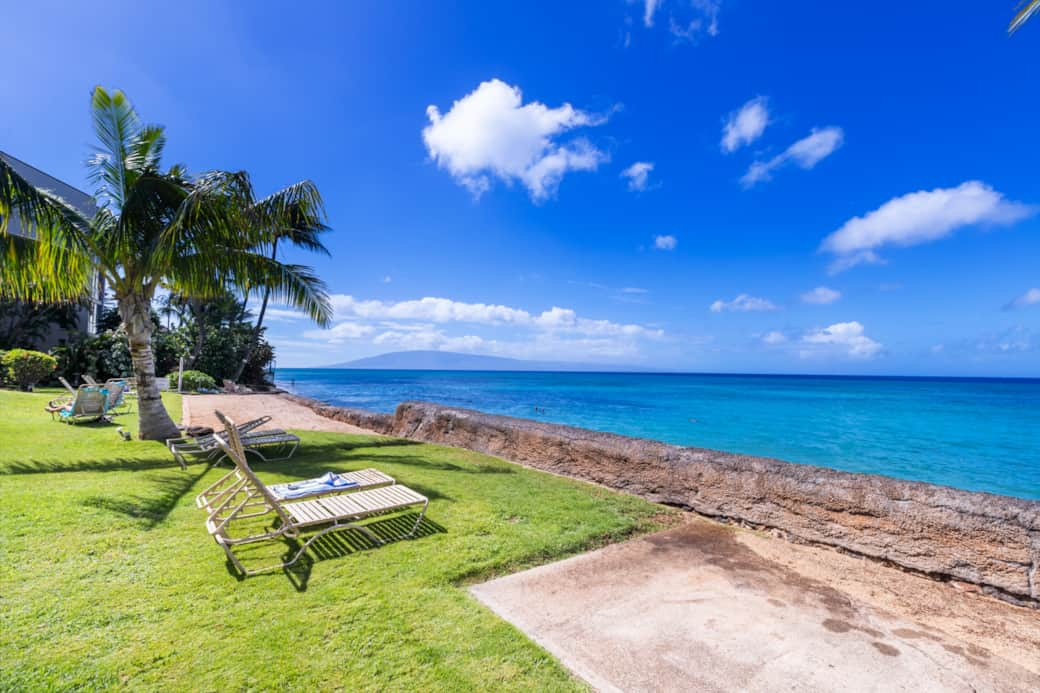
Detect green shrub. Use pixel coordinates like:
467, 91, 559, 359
167, 369, 217, 392
2, 349, 57, 390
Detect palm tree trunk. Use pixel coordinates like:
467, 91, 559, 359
118, 290, 180, 440
232, 238, 278, 384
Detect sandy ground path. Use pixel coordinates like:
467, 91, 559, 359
182, 393, 377, 435
472, 518, 1040, 693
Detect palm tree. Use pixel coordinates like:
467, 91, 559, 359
0, 87, 331, 440
231, 197, 330, 382
1010, 1, 1040, 34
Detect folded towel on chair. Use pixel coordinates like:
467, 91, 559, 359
268, 472, 360, 500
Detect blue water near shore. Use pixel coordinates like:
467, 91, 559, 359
275, 369, 1040, 500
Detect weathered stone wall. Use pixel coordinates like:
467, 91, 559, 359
279, 393, 395, 434
285, 394, 1040, 604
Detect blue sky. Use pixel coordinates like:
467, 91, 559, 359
4, 1, 1039, 376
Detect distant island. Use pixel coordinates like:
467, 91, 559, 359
322, 350, 654, 372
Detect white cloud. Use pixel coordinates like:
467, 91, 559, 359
741, 127, 844, 188
621, 161, 655, 191
258, 307, 308, 322
643, 0, 661, 27
423, 78, 609, 201
668, 1, 721, 41
320, 321, 376, 343
801, 321, 881, 358
801, 286, 841, 305
317, 294, 663, 339
721, 97, 769, 153
382, 275, 392, 284
821, 181, 1035, 273
710, 293, 778, 313
762, 330, 788, 345
1006, 288, 1040, 310
620, 287, 648, 294
654, 234, 677, 250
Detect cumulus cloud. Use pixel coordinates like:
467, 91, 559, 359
821, 181, 1035, 273
761, 330, 788, 345
710, 294, 778, 313
721, 97, 769, 154
654, 234, 677, 250
801, 286, 841, 305
316, 295, 663, 339
423, 79, 609, 201
741, 126, 844, 188
801, 321, 881, 358
1005, 288, 1040, 310
621, 161, 655, 191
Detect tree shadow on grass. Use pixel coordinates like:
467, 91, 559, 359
80, 466, 210, 529
1, 453, 181, 475
220, 513, 447, 592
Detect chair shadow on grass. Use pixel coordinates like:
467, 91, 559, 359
223, 513, 447, 592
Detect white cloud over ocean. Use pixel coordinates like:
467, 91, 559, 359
298, 294, 666, 363
801, 321, 882, 358
821, 181, 1034, 273
423, 78, 610, 201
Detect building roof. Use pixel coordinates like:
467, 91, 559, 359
0, 150, 97, 239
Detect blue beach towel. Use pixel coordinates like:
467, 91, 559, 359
268, 472, 359, 500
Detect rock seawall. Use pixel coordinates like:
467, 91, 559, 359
284, 394, 1040, 604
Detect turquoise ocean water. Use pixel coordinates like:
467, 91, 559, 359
276, 369, 1040, 500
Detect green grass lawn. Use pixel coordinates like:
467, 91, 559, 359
0, 388, 675, 691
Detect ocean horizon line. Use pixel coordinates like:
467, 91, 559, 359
278, 366, 1040, 384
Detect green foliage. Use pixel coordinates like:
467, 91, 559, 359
51, 327, 189, 385
168, 369, 216, 392
0, 388, 672, 690
1, 348, 57, 390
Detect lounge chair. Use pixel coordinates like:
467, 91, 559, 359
82, 375, 98, 386
46, 385, 109, 423
165, 416, 299, 468
102, 379, 131, 415
46, 377, 78, 410
195, 467, 395, 515
203, 411, 429, 576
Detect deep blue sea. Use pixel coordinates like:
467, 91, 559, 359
276, 369, 1040, 500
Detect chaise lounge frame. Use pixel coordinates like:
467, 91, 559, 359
205, 411, 429, 576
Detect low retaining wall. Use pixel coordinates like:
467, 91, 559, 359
279, 393, 395, 434
285, 394, 1040, 604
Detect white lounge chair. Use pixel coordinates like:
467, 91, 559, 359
102, 379, 131, 415
166, 416, 298, 468
204, 411, 429, 576
46, 385, 109, 423
195, 466, 395, 516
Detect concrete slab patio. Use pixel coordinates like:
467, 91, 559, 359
471, 519, 1040, 692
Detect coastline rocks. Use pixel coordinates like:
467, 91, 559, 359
279, 393, 395, 434
283, 394, 1040, 604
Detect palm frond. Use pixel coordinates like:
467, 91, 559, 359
1010, 0, 1040, 34
87, 86, 144, 210
0, 156, 95, 302
250, 180, 331, 255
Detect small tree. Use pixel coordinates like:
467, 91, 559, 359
2, 349, 57, 390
